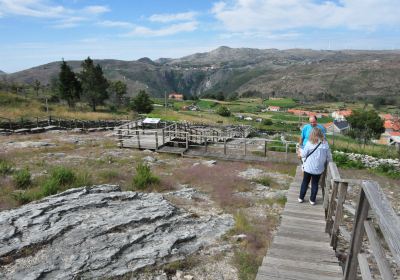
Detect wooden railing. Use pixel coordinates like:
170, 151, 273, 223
117, 125, 297, 160
322, 162, 400, 280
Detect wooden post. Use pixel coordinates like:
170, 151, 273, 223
162, 129, 165, 145
343, 190, 370, 280
137, 130, 141, 149
326, 180, 339, 233
244, 139, 247, 156
331, 182, 348, 249
224, 138, 227, 155
155, 132, 159, 150
118, 129, 123, 148
264, 140, 268, 157
204, 136, 208, 153
185, 133, 189, 150
285, 142, 288, 161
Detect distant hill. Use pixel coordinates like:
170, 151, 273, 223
0, 70, 6, 75
3, 47, 400, 102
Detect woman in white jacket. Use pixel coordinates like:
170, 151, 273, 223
299, 127, 332, 205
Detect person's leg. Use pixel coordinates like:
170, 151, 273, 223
310, 173, 321, 203
299, 172, 312, 200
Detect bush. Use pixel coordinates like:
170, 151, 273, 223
13, 168, 31, 189
262, 119, 273, 126
374, 163, 400, 179
0, 158, 13, 176
50, 166, 76, 186
217, 106, 231, 117
41, 166, 77, 197
12, 191, 33, 204
333, 153, 365, 169
253, 176, 273, 186
132, 162, 160, 190
41, 179, 60, 196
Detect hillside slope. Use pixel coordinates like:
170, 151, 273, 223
3, 47, 400, 101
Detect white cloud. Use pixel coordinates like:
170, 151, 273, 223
0, 0, 110, 27
149, 11, 197, 23
82, 5, 109, 15
211, 0, 400, 33
98, 20, 134, 28
126, 21, 198, 37
0, 0, 67, 18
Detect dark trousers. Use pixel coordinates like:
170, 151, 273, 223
299, 171, 321, 203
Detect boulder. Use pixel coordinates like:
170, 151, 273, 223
0, 185, 233, 279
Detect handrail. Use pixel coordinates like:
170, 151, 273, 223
323, 161, 400, 280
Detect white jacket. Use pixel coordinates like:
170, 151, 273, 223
301, 141, 332, 175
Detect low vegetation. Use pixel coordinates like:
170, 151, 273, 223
13, 168, 32, 189
0, 158, 13, 176
131, 162, 160, 190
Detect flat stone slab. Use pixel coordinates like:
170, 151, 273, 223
0, 185, 233, 279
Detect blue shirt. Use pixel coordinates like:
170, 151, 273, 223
301, 141, 332, 175
301, 124, 326, 148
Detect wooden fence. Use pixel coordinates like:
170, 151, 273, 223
322, 162, 400, 279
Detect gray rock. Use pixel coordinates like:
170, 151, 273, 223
265, 190, 287, 200
143, 156, 157, 163
0, 185, 233, 279
238, 168, 264, 180
201, 160, 217, 167
5, 141, 55, 148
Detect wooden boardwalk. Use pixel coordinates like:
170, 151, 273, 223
256, 166, 343, 280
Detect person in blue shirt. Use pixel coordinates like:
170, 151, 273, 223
298, 127, 332, 205
299, 116, 326, 149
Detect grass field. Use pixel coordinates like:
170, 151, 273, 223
264, 98, 297, 108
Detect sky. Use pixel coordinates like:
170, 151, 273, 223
1, 0, 400, 73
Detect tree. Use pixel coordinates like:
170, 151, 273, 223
79, 57, 109, 111
347, 109, 385, 145
33, 79, 41, 97
215, 91, 225, 101
108, 80, 127, 108
130, 90, 153, 114
216, 105, 231, 117
58, 60, 81, 107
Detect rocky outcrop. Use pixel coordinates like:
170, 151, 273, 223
0, 185, 233, 279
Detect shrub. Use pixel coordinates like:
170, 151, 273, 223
50, 166, 76, 186
41, 178, 60, 196
12, 190, 33, 204
41, 166, 76, 197
0, 158, 13, 176
13, 168, 31, 189
132, 162, 160, 190
234, 251, 260, 280
216, 106, 231, 117
253, 176, 273, 186
333, 153, 364, 169
262, 119, 273, 125
374, 163, 400, 179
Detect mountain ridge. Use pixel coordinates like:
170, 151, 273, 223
2, 47, 400, 101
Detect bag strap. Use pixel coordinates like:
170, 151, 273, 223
303, 142, 322, 163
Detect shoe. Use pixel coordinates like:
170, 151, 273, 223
309, 199, 316, 205
298, 198, 304, 203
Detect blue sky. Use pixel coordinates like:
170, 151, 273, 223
1, 0, 400, 73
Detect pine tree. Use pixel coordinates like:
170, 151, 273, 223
109, 80, 127, 108
130, 90, 153, 114
58, 60, 81, 107
79, 57, 109, 111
